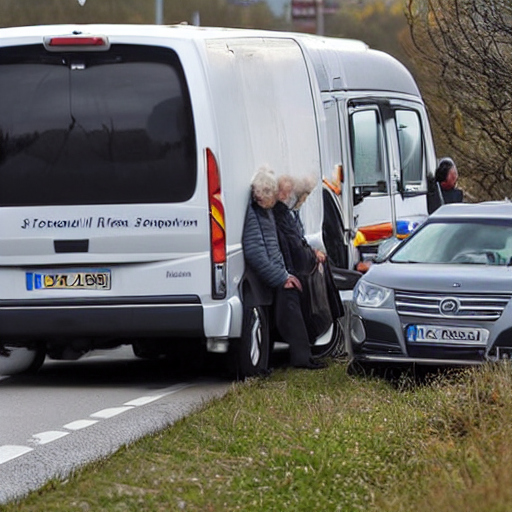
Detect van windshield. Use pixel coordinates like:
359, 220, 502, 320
0, 44, 196, 206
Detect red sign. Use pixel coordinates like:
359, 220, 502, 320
292, 0, 317, 20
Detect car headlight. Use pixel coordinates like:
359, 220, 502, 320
353, 280, 393, 308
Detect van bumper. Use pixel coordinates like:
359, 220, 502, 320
0, 295, 204, 339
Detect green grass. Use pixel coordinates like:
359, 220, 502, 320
4, 360, 512, 511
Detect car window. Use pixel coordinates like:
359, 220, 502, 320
391, 221, 512, 265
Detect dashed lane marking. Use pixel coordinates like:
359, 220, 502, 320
30, 431, 70, 446
0, 445, 33, 465
124, 394, 167, 407
0, 382, 197, 465
63, 419, 99, 431
90, 406, 134, 419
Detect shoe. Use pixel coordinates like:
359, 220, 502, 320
293, 358, 327, 370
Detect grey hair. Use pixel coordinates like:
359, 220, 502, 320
251, 166, 278, 200
294, 174, 317, 197
277, 174, 296, 191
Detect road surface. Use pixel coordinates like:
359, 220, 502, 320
0, 347, 232, 504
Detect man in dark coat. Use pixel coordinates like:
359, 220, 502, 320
242, 167, 326, 370
273, 175, 343, 343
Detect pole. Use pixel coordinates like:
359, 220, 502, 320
155, 0, 163, 25
191, 11, 200, 26
316, 0, 324, 36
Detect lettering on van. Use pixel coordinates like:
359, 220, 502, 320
20, 216, 199, 230
97, 217, 129, 228
166, 270, 192, 279
134, 218, 198, 229
22, 217, 94, 229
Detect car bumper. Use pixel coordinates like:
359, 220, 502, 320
348, 303, 511, 366
351, 353, 484, 366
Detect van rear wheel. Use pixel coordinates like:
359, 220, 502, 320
236, 305, 270, 379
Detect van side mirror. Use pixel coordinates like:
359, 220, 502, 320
353, 187, 371, 206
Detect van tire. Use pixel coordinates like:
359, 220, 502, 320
236, 305, 270, 379
24, 342, 46, 374
132, 341, 162, 360
0, 342, 46, 375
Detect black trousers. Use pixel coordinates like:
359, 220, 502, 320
274, 287, 312, 366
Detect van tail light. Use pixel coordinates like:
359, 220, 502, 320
207, 148, 226, 299
44, 35, 110, 52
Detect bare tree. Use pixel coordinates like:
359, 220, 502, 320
406, 0, 512, 200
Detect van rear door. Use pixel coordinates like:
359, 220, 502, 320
0, 42, 204, 265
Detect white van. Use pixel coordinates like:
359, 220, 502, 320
0, 24, 340, 377
297, 35, 435, 269
0, 25, 434, 377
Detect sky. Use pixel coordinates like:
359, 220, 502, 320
231, 0, 288, 16
265, 0, 288, 15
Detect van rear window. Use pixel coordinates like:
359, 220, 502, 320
0, 44, 196, 206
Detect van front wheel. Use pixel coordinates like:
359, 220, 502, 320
236, 305, 270, 379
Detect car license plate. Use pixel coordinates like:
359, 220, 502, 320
406, 324, 488, 345
26, 269, 111, 291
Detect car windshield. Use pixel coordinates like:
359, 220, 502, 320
391, 220, 512, 265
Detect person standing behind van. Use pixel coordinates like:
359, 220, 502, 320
427, 158, 463, 213
242, 167, 327, 370
436, 158, 463, 203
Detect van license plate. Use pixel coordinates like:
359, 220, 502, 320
26, 270, 111, 290
406, 324, 488, 345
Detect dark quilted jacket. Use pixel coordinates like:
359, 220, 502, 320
242, 201, 289, 289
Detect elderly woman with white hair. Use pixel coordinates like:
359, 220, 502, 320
242, 167, 326, 372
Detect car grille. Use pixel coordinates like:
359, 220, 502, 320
395, 291, 511, 321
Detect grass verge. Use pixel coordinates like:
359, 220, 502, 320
4, 360, 512, 512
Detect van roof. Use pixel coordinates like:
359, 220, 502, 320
0, 24, 419, 96
295, 34, 420, 96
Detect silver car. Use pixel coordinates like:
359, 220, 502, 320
349, 201, 512, 366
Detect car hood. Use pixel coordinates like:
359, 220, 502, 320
364, 262, 512, 294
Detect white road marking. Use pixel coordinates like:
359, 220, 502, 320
1, 382, 196, 467
63, 419, 99, 431
122, 384, 193, 408
124, 394, 167, 407
30, 431, 70, 445
90, 406, 134, 419
0, 445, 33, 465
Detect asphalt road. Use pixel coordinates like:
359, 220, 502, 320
0, 347, 232, 504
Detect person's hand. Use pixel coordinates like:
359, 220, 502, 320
315, 249, 326, 263
283, 275, 302, 291
356, 261, 372, 273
